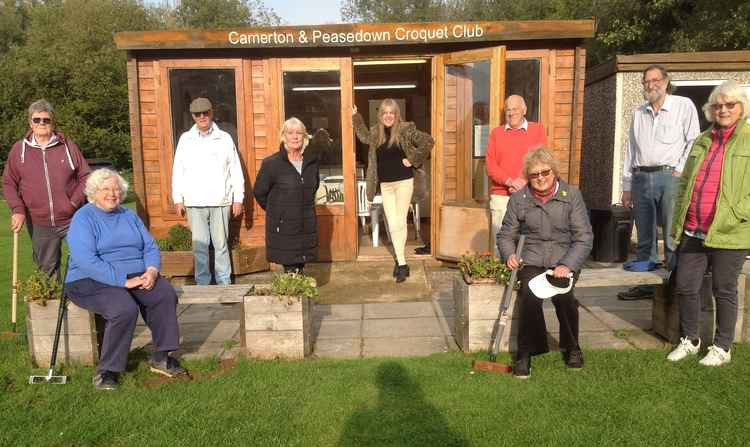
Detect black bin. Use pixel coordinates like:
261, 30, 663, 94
590, 206, 633, 262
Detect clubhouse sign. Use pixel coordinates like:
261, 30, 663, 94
228, 23, 486, 47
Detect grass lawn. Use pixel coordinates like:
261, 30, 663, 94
1, 202, 749, 446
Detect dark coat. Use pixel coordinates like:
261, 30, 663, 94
353, 113, 434, 202
498, 180, 593, 272
254, 144, 320, 266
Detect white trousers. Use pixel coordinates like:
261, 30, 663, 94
380, 178, 414, 265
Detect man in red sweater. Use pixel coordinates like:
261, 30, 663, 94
486, 95, 547, 255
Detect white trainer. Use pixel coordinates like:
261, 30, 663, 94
667, 337, 700, 362
699, 345, 731, 366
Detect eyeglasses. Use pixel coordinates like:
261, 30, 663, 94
192, 111, 211, 118
31, 117, 52, 124
711, 102, 739, 112
528, 168, 552, 180
642, 77, 665, 86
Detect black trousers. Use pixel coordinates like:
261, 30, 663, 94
516, 266, 580, 357
28, 223, 68, 280
283, 263, 305, 273
674, 236, 748, 351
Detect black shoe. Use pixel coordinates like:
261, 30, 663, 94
617, 285, 655, 300
395, 264, 410, 283
565, 350, 584, 370
92, 371, 119, 390
414, 244, 431, 255
149, 356, 188, 378
513, 355, 530, 379
393, 263, 399, 278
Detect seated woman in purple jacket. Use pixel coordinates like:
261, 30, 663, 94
65, 169, 186, 390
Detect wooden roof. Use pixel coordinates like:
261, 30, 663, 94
115, 20, 596, 51
586, 50, 750, 85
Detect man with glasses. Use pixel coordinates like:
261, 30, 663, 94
171, 97, 244, 285
3, 99, 91, 278
618, 65, 700, 300
486, 95, 547, 256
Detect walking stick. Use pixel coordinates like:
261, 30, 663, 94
11, 231, 19, 333
472, 235, 525, 374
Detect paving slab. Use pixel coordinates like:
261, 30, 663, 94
362, 317, 443, 338
180, 342, 225, 360
363, 302, 435, 318
363, 336, 451, 357
313, 338, 361, 358
577, 331, 633, 350
179, 321, 239, 343
624, 330, 671, 350
588, 308, 653, 332
313, 319, 361, 339
314, 304, 362, 321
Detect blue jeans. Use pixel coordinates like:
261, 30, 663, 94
631, 170, 679, 267
186, 206, 232, 285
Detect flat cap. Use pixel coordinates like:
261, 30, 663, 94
189, 97, 212, 113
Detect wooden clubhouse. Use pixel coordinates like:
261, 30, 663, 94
115, 19, 595, 268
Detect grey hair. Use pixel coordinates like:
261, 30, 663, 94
28, 99, 55, 122
643, 64, 676, 94
279, 117, 310, 151
522, 147, 560, 179
702, 80, 750, 123
84, 168, 128, 203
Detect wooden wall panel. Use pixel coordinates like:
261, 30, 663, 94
549, 47, 586, 185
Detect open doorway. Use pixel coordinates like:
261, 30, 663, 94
353, 59, 432, 260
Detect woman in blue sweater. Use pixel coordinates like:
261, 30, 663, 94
65, 169, 186, 390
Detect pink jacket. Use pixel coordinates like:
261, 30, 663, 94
3, 131, 90, 227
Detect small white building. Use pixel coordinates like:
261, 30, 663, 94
580, 50, 750, 209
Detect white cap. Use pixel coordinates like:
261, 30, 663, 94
528, 269, 573, 299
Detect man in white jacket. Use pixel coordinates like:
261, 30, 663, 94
172, 97, 244, 285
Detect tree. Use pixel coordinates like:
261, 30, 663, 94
175, 0, 280, 28
340, 0, 750, 65
0, 0, 160, 168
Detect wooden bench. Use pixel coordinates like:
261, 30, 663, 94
28, 283, 313, 366
176, 284, 312, 359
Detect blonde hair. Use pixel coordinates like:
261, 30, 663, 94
702, 80, 750, 123
376, 99, 402, 147
279, 117, 310, 151
521, 147, 560, 180
85, 168, 129, 203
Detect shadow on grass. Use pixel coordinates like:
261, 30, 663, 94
338, 361, 469, 446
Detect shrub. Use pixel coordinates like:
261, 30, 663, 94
247, 273, 319, 301
157, 224, 192, 251
19, 269, 63, 307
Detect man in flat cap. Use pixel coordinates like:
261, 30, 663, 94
171, 97, 245, 285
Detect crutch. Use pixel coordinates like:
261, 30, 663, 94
472, 235, 525, 373
29, 255, 70, 385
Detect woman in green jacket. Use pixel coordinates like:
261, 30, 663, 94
667, 81, 750, 366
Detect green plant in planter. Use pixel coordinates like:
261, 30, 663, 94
157, 224, 193, 251
19, 269, 63, 307
458, 252, 512, 285
271, 273, 319, 300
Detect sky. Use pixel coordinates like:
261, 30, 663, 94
266, 0, 343, 25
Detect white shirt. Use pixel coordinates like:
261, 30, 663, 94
505, 119, 529, 131
171, 122, 244, 207
622, 94, 700, 191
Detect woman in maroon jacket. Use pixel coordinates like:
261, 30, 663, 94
2, 99, 90, 278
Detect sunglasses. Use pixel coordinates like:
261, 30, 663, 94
31, 117, 52, 124
192, 111, 211, 118
712, 102, 738, 112
528, 168, 553, 180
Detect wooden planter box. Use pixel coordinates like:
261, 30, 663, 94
160, 246, 269, 278
454, 275, 517, 353
241, 294, 312, 359
26, 300, 98, 367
